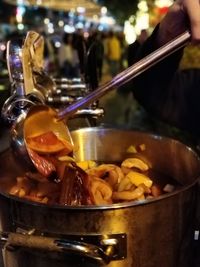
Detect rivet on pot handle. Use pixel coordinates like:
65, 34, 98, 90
0, 232, 127, 264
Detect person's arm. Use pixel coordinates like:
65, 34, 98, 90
132, 25, 184, 128
131, 0, 200, 136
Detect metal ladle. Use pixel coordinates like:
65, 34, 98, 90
11, 31, 191, 169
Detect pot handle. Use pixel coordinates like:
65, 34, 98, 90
0, 232, 118, 264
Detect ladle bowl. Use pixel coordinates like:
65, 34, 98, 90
10, 104, 74, 171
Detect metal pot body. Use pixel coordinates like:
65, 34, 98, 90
0, 128, 200, 267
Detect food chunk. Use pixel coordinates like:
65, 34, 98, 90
126, 171, 153, 188
121, 158, 149, 171
26, 131, 73, 154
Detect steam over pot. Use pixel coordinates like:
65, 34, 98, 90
0, 127, 200, 267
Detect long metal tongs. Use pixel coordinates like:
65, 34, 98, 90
57, 31, 191, 120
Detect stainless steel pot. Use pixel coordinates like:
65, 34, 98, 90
0, 127, 200, 267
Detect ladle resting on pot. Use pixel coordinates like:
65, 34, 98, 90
11, 31, 191, 171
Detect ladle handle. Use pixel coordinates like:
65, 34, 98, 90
57, 31, 190, 120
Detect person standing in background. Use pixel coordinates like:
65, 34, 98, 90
117, 31, 127, 70
127, 29, 148, 67
58, 33, 80, 78
106, 31, 121, 77
94, 32, 104, 81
